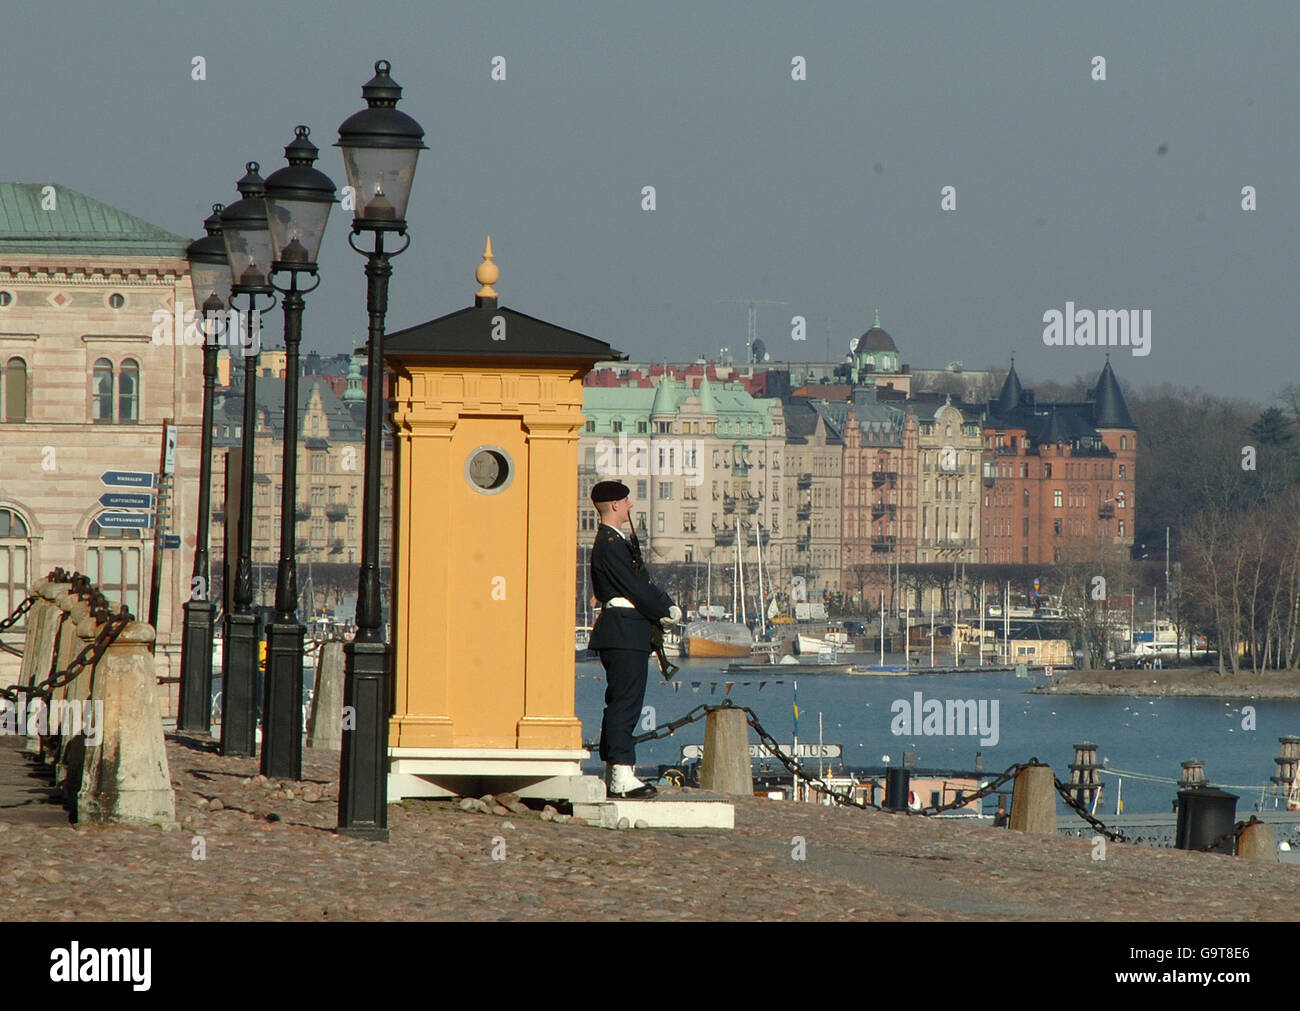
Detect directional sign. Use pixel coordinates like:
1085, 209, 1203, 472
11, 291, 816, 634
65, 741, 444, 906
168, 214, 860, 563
101, 471, 155, 489
94, 512, 152, 529
160, 534, 181, 549
680, 743, 841, 761
99, 492, 153, 510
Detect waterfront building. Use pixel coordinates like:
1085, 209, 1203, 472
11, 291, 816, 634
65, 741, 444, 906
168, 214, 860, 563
980, 358, 1136, 565
914, 395, 983, 566
578, 370, 785, 583
780, 398, 842, 599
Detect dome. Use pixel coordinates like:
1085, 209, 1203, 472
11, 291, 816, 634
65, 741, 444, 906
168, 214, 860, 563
857, 326, 896, 353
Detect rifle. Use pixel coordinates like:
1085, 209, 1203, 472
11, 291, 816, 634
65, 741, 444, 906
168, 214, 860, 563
627, 528, 680, 679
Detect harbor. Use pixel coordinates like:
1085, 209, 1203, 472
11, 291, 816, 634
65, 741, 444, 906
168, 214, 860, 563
575, 656, 1300, 858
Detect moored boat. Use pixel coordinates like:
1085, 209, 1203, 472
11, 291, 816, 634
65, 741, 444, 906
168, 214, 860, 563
684, 620, 752, 658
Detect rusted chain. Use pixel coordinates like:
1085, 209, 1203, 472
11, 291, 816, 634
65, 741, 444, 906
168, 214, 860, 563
0, 589, 133, 705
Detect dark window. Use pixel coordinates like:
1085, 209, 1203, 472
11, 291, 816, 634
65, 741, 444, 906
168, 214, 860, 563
118, 358, 139, 422
0, 508, 31, 624
93, 358, 114, 421
4, 357, 27, 421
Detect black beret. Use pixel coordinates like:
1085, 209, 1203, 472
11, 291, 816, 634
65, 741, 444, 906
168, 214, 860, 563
591, 480, 630, 503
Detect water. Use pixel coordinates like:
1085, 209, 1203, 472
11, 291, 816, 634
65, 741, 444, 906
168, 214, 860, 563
576, 654, 1300, 817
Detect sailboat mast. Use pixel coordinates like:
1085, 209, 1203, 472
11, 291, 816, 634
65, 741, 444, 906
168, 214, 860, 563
756, 523, 766, 637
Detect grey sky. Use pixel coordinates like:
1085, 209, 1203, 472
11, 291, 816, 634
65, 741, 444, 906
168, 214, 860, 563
4, 0, 1294, 400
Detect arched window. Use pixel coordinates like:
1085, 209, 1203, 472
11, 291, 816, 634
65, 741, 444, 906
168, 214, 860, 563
118, 358, 139, 422
0, 508, 31, 623
86, 516, 144, 616
3, 357, 26, 422
93, 358, 114, 422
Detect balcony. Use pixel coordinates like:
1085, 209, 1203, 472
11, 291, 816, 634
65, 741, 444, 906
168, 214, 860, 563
796, 473, 813, 489
746, 499, 760, 514
325, 503, 348, 522
871, 535, 897, 554
796, 504, 812, 520
715, 528, 735, 545
871, 502, 897, 518
871, 470, 896, 487
1098, 504, 1115, 519
723, 495, 735, 514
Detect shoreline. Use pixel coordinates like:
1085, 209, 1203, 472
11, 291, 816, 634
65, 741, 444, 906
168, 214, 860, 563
1033, 667, 1300, 698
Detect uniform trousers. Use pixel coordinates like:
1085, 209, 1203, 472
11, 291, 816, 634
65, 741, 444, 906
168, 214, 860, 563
597, 648, 650, 765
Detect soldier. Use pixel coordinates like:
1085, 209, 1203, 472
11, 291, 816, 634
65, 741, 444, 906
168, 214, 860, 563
588, 480, 680, 798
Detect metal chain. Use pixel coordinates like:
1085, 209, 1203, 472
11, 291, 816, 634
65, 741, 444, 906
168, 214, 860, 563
0, 594, 37, 632
629, 700, 1035, 817
1196, 815, 1257, 854
0, 597, 133, 701
1053, 776, 1129, 842
616, 703, 1265, 847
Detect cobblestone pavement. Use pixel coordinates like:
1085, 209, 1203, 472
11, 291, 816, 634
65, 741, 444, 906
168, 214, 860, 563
0, 735, 1295, 921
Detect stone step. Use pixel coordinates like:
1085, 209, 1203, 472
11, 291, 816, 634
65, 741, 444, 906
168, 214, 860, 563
573, 791, 734, 830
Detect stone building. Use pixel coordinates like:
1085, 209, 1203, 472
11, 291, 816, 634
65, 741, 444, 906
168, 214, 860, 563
0, 183, 195, 701
829, 388, 919, 611
914, 395, 983, 566
780, 399, 842, 599
208, 357, 393, 615
577, 370, 785, 607
980, 358, 1136, 566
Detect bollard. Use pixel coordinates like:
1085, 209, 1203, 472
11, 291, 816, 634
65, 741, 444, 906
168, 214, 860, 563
77, 619, 177, 828
884, 766, 910, 810
306, 641, 345, 750
1008, 764, 1056, 833
1175, 786, 1237, 854
18, 588, 67, 755
1235, 819, 1277, 862
54, 614, 98, 793
699, 708, 753, 796
43, 594, 92, 766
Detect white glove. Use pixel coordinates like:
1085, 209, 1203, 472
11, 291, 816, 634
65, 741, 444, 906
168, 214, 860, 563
660, 605, 682, 628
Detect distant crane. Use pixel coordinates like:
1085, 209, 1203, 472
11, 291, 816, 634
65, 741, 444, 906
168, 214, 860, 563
719, 297, 788, 363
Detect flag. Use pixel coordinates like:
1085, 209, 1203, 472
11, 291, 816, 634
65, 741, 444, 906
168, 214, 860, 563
759, 681, 767, 691
691, 682, 701, 693
673, 682, 680, 692
725, 681, 734, 697
710, 682, 717, 694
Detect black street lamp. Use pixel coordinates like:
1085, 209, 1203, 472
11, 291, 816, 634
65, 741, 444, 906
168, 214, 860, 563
335, 60, 425, 840
219, 162, 276, 758
261, 126, 336, 781
179, 203, 230, 735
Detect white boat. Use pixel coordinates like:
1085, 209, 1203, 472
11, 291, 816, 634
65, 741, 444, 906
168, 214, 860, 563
794, 629, 850, 655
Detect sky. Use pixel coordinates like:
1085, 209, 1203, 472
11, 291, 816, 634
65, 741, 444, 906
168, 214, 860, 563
3, 0, 1295, 401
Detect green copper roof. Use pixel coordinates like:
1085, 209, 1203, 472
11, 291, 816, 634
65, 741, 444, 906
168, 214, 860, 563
0, 183, 189, 256
650, 375, 678, 415
696, 374, 717, 414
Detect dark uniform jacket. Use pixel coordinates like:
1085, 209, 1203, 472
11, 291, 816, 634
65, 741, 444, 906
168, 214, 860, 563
588, 524, 673, 652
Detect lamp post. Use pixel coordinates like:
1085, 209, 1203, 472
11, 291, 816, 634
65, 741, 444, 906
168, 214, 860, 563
219, 162, 276, 758
179, 204, 231, 734
261, 126, 336, 781
335, 60, 425, 840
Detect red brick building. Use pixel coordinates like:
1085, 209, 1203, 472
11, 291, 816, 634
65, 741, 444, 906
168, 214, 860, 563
981, 357, 1136, 565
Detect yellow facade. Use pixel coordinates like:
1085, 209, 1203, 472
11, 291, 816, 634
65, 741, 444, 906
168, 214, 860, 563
387, 363, 592, 750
